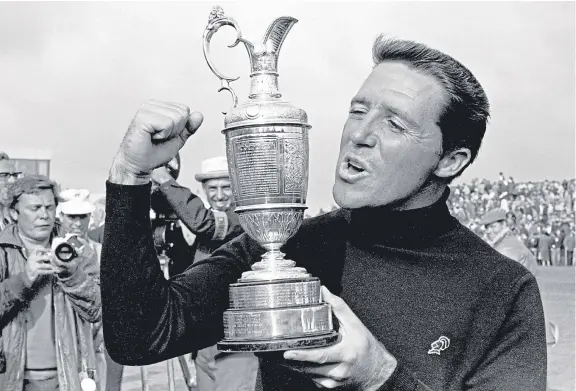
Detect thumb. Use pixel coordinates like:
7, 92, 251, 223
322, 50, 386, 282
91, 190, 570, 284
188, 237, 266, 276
321, 286, 359, 328
180, 111, 204, 143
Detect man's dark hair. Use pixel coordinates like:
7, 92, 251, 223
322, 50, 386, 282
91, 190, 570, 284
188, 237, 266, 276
372, 35, 490, 182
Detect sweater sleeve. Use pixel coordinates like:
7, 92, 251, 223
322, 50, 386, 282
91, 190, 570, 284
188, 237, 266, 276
101, 182, 261, 366
377, 362, 434, 391
464, 272, 547, 390
379, 272, 547, 391
158, 179, 243, 240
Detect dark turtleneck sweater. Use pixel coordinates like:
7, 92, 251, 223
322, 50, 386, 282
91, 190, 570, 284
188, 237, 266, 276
101, 183, 547, 391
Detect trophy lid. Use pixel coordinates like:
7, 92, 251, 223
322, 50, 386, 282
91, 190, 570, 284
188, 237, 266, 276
203, 6, 310, 131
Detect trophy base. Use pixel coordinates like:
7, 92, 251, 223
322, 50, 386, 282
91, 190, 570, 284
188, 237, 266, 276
217, 331, 339, 352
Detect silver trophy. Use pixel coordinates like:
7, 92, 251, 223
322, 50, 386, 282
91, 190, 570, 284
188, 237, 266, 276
203, 6, 338, 352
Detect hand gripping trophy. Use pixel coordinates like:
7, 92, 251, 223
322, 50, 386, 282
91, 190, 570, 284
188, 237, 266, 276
203, 6, 338, 352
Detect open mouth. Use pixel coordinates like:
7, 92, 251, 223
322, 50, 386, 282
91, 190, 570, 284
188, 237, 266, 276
338, 155, 368, 183
347, 160, 365, 173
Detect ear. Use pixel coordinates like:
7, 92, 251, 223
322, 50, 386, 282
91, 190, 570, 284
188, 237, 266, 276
9, 207, 18, 222
434, 148, 471, 179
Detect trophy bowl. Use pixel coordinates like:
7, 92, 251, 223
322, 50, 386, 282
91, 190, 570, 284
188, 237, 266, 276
237, 209, 304, 249
203, 6, 338, 352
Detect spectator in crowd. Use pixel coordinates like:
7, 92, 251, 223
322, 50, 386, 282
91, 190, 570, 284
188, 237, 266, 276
150, 156, 257, 391
0, 175, 101, 391
59, 189, 106, 391
563, 225, 575, 266
537, 227, 554, 267
0, 153, 22, 231
88, 197, 106, 244
480, 208, 537, 272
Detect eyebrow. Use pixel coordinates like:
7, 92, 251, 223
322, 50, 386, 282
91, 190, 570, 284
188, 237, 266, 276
26, 203, 55, 208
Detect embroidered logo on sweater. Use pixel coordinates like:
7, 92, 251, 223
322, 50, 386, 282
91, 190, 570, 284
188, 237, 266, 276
428, 336, 450, 355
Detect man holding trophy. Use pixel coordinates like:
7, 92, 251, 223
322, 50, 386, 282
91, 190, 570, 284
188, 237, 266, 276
101, 8, 546, 391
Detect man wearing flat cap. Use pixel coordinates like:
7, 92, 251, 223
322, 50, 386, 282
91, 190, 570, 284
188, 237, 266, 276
480, 208, 537, 272
480, 208, 559, 354
151, 156, 258, 391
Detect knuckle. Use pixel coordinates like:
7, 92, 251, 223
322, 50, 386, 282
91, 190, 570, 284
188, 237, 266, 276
318, 352, 329, 364
319, 378, 339, 389
341, 349, 354, 363
331, 296, 345, 311
175, 103, 191, 115
330, 368, 348, 382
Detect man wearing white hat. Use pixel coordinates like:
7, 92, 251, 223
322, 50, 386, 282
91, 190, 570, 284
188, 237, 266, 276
151, 156, 244, 266
59, 189, 96, 238
151, 156, 258, 391
59, 189, 107, 391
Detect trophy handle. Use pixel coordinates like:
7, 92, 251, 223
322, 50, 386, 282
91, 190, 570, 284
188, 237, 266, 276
203, 6, 253, 110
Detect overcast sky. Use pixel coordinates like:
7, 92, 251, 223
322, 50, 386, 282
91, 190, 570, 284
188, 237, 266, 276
1, 1, 574, 212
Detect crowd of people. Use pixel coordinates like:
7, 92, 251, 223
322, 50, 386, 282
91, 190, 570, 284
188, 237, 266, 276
0, 152, 256, 391
446, 174, 575, 266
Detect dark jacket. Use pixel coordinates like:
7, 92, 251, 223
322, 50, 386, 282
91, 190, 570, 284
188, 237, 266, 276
156, 179, 244, 271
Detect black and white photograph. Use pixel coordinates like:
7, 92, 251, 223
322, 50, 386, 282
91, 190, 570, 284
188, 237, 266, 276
0, 1, 574, 391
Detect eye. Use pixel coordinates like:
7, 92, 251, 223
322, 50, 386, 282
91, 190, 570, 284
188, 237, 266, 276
387, 118, 405, 132
348, 106, 367, 118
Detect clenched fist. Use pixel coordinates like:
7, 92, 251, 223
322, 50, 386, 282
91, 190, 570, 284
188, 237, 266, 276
110, 100, 204, 185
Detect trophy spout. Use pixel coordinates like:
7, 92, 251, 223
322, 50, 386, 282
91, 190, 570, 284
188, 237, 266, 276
247, 16, 298, 99
203, 7, 298, 108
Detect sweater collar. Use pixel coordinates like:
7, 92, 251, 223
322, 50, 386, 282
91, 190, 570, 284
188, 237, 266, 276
347, 188, 458, 247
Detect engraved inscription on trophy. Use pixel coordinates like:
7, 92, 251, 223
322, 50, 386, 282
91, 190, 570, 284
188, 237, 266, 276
233, 137, 280, 198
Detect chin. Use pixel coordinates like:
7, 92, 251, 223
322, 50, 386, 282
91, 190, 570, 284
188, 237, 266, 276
332, 180, 372, 209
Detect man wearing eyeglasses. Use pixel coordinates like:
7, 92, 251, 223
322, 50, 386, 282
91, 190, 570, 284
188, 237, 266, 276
0, 153, 21, 184
0, 153, 22, 232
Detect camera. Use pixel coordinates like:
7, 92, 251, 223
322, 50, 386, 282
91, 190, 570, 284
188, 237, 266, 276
150, 154, 184, 255
52, 234, 84, 262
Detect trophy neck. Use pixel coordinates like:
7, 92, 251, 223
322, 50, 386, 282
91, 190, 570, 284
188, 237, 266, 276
248, 53, 281, 99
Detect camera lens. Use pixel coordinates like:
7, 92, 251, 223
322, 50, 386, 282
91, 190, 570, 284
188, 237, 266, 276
54, 242, 76, 262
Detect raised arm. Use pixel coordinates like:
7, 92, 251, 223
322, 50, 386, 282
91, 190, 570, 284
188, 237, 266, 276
101, 181, 261, 365
101, 100, 262, 365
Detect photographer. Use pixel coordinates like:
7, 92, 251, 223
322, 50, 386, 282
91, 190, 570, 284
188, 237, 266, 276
150, 156, 257, 391
0, 175, 101, 391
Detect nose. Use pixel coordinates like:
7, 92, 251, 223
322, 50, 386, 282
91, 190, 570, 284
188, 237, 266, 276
38, 207, 49, 219
216, 188, 226, 201
348, 120, 377, 148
